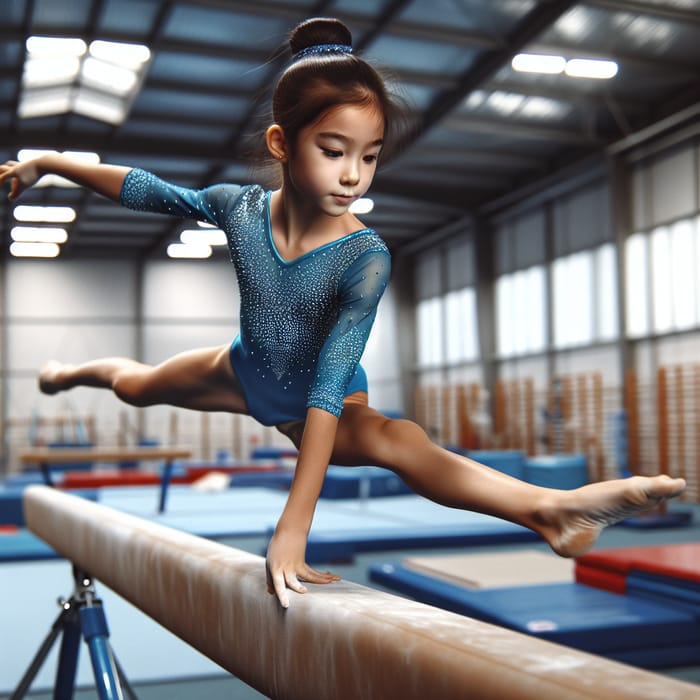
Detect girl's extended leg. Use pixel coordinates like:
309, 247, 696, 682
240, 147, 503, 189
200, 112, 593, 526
38, 346, 249, 414
332, 403, 686, 558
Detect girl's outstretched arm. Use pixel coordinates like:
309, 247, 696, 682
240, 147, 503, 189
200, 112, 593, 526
266, 407, 341, 608
0, 154, 130, 202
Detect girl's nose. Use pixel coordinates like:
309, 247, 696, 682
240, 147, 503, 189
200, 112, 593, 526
341, 161, 360, 186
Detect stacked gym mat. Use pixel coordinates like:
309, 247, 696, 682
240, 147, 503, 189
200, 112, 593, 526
370, 547, 700, 669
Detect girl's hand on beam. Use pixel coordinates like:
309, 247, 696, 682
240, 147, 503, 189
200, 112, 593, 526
265, 526, 340, 608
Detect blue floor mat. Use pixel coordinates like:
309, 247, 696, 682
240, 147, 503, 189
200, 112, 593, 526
306, 519, 539, 562
0, 530, 58, 562
627, 570, 700, 613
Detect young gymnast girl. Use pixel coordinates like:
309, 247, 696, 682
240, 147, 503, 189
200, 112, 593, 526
1, 18, 685, 608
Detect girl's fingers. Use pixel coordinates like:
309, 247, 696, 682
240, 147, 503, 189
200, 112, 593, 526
299, 565, 340, 584
272, 572, 290, 609
284, 573, 308, 594
266, 561, 340, 608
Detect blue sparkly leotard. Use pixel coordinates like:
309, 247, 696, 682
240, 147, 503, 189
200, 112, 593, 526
120, 168, 390, 426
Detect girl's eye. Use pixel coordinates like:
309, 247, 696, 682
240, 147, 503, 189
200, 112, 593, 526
323, 149, 342, 158
364, 154, 379, 164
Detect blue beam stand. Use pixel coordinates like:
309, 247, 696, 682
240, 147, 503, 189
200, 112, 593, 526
80, 602, 123, 700
10, 566, 135, 700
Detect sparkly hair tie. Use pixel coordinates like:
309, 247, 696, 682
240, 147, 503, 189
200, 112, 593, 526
292, 43, 353, 62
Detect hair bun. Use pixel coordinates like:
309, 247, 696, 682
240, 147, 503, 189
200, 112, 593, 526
289, 17, 353, 54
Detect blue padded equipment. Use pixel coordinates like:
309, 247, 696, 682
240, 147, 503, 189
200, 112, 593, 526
627, 570, 700, 614
0, 529, 59, 562
0, 489, 24, 526
306, 513, 539, 563
369, 563, 700, 669
319, 466, 412, 499
524, 454, 588, 489
466, 451, 525, 479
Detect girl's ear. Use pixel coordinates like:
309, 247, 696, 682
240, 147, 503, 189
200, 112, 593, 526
266, 125, 288, 163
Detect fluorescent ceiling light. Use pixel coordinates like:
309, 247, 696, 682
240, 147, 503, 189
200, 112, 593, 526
167, 243, 212, 259
520, 96, 567, 120
487, 91, 524, 116
350, 198, 374, 215
19, 36, 151, 125
10, 242, 61, 258
512, 53, 566, 74
17, 149, 100, 164
23, 56, 81, 88
565, 58, 618, 79
14, 205, 76, 223
26, 36, 87, 58
89, 40, 151, 70
73, 89, 128, 125
465, 90, 487, 109
180, 229, 227, 246
556, 7, 592, 41
512, 53, 618, 80
82, 57, 138, 96
18, 87, 72, 119
11, 226, 68, 244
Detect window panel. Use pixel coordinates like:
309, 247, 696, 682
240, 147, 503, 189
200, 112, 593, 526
496, 265, 546, 357
496, 275, 514, 356
625, 233, 649, 338
669, 219, 695, 329
553, 251, 593, 348
445, 288, 478, 363
417, 297, 444, 367
696, 216, 700, 325
596, 243, 618, 341
526, 266, 546, 352
651, 226, 672, 334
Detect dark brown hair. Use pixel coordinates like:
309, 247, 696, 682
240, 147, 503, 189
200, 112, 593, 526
272, 18, 407, 162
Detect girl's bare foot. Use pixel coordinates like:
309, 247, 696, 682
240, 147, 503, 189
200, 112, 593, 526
537, 475, 686, 558
38, 360, 73, 395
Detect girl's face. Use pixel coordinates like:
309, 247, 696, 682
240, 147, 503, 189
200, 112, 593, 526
287, 103, 384, 217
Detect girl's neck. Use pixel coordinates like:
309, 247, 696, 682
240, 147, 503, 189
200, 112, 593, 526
269, 188, 363, 261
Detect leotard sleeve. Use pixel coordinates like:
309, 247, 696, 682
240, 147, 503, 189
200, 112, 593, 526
119, 167, 243, 228
307, 248, 391, 417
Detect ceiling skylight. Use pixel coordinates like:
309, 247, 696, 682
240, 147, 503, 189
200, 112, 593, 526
18, 36, 151, 124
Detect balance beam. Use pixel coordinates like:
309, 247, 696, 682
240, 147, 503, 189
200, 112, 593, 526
20, 446, 191, 511
22, 486, 698, 700
20, 445, 192, 466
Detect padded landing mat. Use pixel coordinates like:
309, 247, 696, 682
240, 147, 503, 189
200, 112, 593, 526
369, 563, 700, 668
576, 542, 700, 594
404, 549, 573, 589
306, 502, 540, 562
